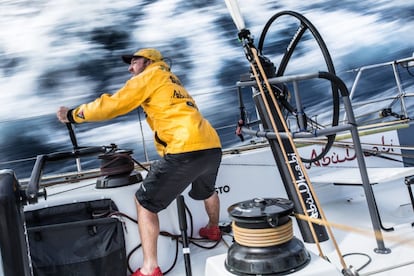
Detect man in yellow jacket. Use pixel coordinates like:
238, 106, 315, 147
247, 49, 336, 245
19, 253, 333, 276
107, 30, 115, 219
57, 48, 222, 276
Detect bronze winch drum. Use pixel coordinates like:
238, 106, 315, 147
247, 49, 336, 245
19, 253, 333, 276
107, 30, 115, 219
225, 198, 310, 275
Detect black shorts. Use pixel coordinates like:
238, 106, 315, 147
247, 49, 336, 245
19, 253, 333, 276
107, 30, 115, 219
135, 148, 222, 213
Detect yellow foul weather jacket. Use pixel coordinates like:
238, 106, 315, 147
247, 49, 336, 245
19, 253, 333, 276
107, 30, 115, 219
70, 61, 221, 156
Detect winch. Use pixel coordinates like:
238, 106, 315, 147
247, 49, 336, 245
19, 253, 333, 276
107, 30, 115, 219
96, 150, 142, 188
225, 197, 310, 275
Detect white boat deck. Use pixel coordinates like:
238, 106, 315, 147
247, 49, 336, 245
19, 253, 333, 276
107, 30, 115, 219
168, 181, 414, 276
20, 145, 414, 276
310, 167, 414, 185
171, 168, 414, 276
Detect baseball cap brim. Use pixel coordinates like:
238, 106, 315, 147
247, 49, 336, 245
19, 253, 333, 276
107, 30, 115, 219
121, 48, 163, 64
121, 55, 139, 64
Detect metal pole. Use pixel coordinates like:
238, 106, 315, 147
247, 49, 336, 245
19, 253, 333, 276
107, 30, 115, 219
177, 195, 192, 276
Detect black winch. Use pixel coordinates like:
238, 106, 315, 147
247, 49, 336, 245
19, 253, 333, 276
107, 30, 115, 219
96, 150, 142, 189
225, 198, 310, 275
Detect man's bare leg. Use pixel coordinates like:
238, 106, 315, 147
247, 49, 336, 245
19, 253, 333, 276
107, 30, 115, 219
135, 199, 160, 274
203, 192, 220, 227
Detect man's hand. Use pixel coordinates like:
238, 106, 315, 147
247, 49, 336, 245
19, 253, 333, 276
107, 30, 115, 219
57, 106, 70, 123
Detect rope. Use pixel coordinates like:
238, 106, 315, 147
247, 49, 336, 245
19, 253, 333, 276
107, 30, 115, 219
295, 212, 414, 275
249, 48, 324, 254
99, 153, 134, 176
232, 219, 293, 247
249, 47, 348, 269
294, 213, 414, 248
109, 202, 224, 275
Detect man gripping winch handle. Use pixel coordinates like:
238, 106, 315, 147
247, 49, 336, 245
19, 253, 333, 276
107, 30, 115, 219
57, 48, 223, 276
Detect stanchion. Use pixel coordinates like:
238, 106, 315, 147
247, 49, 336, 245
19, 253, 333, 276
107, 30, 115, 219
177, 195, 192, 276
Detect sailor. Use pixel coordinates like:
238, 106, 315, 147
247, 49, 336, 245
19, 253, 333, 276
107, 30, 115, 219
56, 48, 222, 276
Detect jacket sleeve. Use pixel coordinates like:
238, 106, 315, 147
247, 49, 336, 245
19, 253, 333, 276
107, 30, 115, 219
70, 77, 150, 123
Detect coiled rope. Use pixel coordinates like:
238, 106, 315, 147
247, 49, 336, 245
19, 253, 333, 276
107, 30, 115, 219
232, 219, 293, 247
99, 152, 134, 176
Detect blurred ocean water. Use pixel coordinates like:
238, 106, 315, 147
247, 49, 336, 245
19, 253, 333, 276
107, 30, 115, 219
0, 0, 413, 178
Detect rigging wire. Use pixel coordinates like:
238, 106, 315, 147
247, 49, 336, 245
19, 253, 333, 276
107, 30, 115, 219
136, 108, 150, 162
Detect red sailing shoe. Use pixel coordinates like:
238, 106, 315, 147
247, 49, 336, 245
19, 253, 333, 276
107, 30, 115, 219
199, 225, 222, 241
132, 267, 163, 276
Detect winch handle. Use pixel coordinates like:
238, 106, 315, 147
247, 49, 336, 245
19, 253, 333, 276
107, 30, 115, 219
66, 123, 79, 150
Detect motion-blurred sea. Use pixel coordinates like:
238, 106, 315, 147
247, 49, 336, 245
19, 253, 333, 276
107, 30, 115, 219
1, 0, 413, 178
